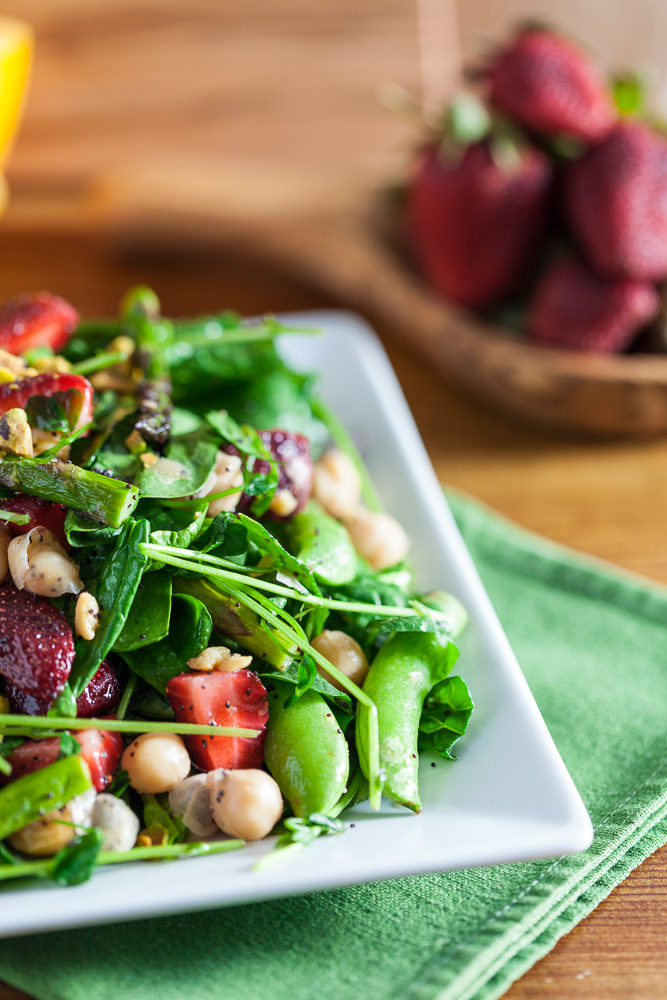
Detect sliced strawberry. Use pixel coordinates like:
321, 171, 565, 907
0, 736, 60, 786
74, 726, 124, 791
3, 660, 121, 717
0, 292, 79, 356
166, 669, 269, 770
0, 372, 94, 430
0, 584, 74, 701
0, 495, 69, 548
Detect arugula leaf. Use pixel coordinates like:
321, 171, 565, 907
26, 389, 84, 433
112, 571, 172, 652
121, 593, 212, 693
137, 429, 219, 499
64, 519, 150, 700
50, 828, 104, 886
142, 793, 186, 844
418, 675, 474, 760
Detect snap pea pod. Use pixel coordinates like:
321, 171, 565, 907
0, 756, 93, 841
283, 499, 358, 585
264, 678, 349, 817
356, 631, 458, 813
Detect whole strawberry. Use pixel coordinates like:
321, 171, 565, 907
406, 142, 552, 308
527, 256, 659, 352
564, 121, 667, 281
488, 28, 616, 144
0, 583, 75, 701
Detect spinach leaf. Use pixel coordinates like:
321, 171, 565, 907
50, 828, 104, 887
64, 510, 123, 548
142, 793, 186, 843
196, 512, 248, 558
65, 519, 150, 698
261, 663, 353, 731
137, 429, 218, 499
138, 497, 208, 549
129, 686, 175, 721
418, 675, 474, 760
371, 616, 452, 635
121, 593, 212, 693
112, 571, 172, 652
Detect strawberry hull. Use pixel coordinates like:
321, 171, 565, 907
166, 669, 269, 771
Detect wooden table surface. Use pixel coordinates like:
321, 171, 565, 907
1, 4, 667, 998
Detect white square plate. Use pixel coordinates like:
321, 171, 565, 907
0, 309, 592, 938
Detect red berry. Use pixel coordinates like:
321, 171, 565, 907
0, 737, 60, 786
224, 428, 313, 520
3, 660, 122, 717
74, 726, 124, 791
488, 28, 616, 144
0, 495, 69, 548
407, 143, 552, 308
527, 257, 659, 353
0, 292, 79, 356
0, 371, 94, 430
166, 669, 269, 771
0, 584, 74, 701
564, 122, 667, 281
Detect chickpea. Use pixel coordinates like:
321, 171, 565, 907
121, 732, 191, 795
311, 629, 369, 691
312, 449, 362, 521
0, 527, 10, 583
8, 526, 83, 596
207, 768, 283, 841
345, 508, 410, 571
91, 794, 141, 852
75, 591, 100, 641
194, 449, 244, 517
169, 774, 217, 838
8, 805, 75, 856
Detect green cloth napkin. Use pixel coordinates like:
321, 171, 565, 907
3, 491, 667, 1000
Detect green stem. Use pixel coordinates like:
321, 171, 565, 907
0, 755, 11, 776
141, 545, 424, 620
193, 574, 383, 811
71, 351, 129, 376
116, 673, 137, 721
0, 456, 138, 526
0, 715, 259, 738
252, 840, 305, 872
0, 838, 245, 883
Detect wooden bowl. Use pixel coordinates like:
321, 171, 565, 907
84, 160, 667, 437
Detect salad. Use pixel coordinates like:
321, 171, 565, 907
0, 287, 473, 886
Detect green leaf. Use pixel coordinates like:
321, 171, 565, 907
0, 736, 25, 759
121, 593, 212, 693
0, 841, 20, 865
107, 768, 131, 797
612, 71, 645, 116
138, 497, 208, 549
128, 687, 175, 721
205, 410, 278, 516
261, 665, 353, 730
64, 510, 124, 548
282, 653, 318, 708
112, 571, 172, 652
50, 828, 104, 886
418, 675, 473, 760
197, 512, 248, 558
447, 93, 491, 145
370, 616, 451, 634
66, 519, 150, 697
137, 429, 219, 499
58, 732, 80, 758
142, 793, 186, 843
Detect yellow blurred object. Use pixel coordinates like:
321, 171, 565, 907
0, 17, 32, 215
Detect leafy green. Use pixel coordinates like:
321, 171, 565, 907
107, 768, 131, 798
0, 841, 20, 865
142, 793, 186, 844
138, 498, 208, 549
196, 513, 248, 558
129, 687, 175, 721
418, 675, 474, 760
371, 616, 451, 635
205, 409, 278, 515
58, 732, 81, 758
112, 571, 172, 652
121, 593, 212, 693
0, 736, 24, 759
50, 828, 104, 886
63, 519, 150, 702
25, 389, 84, 434
64, 510, 123, 548
136, 429, 219, 499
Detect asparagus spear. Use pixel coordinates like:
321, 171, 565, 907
0, 756, 92, 841
120, 286, 173, 446
0, 455, 138, 526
